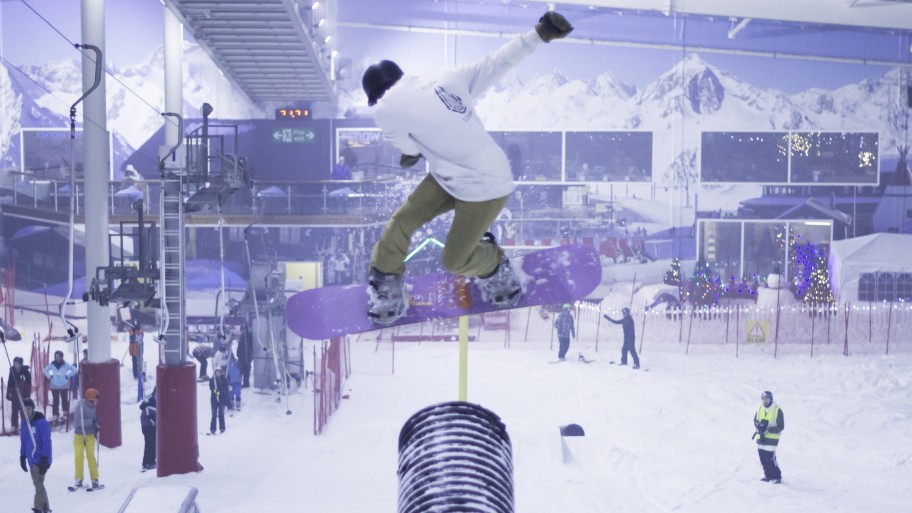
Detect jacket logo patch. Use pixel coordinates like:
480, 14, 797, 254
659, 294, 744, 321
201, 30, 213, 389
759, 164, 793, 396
434, 86, 466, 114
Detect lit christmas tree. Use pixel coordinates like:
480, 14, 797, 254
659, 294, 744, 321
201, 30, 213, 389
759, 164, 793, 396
664, 258, 682, 286
689, 259, 722, 307
803, 253, 835, 306
790, 242, 820, 299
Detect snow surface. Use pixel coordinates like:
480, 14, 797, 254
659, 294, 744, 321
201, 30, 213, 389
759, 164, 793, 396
1, 306, 911, 513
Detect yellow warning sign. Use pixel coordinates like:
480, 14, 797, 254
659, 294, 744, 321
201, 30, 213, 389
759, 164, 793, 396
745, 320, 769, 344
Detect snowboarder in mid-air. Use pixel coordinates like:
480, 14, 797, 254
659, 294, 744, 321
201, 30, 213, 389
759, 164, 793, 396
361, 11, 574, 325
603, 308, 640, 369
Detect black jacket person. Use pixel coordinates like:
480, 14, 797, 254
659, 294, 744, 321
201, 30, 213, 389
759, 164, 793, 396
604, 308, 640, 368
6, 356, 32, 430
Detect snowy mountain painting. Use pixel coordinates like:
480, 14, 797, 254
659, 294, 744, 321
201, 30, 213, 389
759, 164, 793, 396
0, 42, 265, 178
2, 38, 908, 212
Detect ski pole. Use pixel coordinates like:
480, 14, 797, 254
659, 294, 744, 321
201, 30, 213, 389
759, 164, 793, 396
1, 326, 37, 458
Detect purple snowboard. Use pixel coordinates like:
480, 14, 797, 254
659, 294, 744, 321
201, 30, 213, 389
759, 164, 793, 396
286, 244, 602, 340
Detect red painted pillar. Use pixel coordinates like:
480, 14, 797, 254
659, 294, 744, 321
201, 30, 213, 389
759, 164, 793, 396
80, 359, 121, 448
157, 363, 203, 476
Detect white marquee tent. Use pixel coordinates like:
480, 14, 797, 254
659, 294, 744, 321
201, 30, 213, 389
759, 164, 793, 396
828, 233, 912, 302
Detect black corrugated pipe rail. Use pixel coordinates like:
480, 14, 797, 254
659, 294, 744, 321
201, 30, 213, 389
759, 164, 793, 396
398, 401, 514, 513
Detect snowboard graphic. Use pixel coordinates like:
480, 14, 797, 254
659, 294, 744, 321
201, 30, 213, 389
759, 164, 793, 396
286, 244, 602, 340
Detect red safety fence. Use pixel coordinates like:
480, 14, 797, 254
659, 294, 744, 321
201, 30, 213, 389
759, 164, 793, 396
313, 336, 351, 435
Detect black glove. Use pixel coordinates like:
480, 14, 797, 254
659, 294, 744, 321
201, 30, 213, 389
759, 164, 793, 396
535, 11, 573, 43
20, 456, 27, 473
38, 457, 49, 475
400, 153, 422, 168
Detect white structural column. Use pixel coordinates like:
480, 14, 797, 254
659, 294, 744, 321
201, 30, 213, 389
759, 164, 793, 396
164, 7, 183, 146
81, 0, 110, 362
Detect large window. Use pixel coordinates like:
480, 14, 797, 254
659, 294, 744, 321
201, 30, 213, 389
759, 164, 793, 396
337, 128, 413, 180
700, 131, 879, 185
743, 222, 786, 281
700, 132, 788, 183
789, 132, 878, 184
489, 131, 562, 182
564, 131, 652, 182
699, 221, 742, 281
699, 220, 833, 285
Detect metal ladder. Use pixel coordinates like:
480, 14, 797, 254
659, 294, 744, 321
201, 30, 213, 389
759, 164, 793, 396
160, 177, 184, 365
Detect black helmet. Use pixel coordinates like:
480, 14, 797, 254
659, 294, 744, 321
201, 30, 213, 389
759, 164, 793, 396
362, 60, 403, 106
13, 356, 24, 364
761, 390, 773, 401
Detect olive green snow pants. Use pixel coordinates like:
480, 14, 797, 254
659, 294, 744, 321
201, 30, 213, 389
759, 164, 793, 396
370, 174, 507, 277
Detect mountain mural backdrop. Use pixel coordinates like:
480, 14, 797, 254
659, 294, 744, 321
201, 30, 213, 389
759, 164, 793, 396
2, 45, 908, 204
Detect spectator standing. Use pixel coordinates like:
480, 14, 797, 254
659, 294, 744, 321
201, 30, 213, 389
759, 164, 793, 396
72, 388, 101, 490
227, 356, 242, 411
209, 368, 229, 435
139, 388, 157, 471
19, 398, 52, 513
554, 304, 576, 361
603, 308, 640, 369
754, 390, 785, 483
6, 356, 32, 432
43, 351, 77, 421
237, 326, 253, 388
331, 155, 352, 180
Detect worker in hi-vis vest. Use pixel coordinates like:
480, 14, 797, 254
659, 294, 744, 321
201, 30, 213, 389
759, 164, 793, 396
753, 390, 784, 483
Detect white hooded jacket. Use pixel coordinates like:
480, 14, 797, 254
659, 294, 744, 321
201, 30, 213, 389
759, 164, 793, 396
372, 30, 542, 202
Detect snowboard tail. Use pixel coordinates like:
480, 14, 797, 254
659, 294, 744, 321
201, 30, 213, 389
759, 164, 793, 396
286, 245, 602, 340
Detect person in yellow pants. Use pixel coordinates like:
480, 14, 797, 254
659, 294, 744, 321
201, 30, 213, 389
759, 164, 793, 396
73, 388, 101, 490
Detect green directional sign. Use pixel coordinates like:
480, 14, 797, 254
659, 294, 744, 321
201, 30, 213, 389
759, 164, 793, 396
272, 127, 316, 143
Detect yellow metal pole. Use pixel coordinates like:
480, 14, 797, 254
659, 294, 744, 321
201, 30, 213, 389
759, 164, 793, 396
458, 315, 468, 401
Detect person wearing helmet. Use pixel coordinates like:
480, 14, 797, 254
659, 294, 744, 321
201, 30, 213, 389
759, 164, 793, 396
6, 355, 32, 432
754, 390, 784, 483
603, 307, 640, 369
554, 304, 576, 361
72, 388, 101, 490
361, 11, 574, 325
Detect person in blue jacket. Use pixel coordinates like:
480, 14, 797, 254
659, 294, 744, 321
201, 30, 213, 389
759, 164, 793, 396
19, 398, 52, 513
43, 350, 77, 421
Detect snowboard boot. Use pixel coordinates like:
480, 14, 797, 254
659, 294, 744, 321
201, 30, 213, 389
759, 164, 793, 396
91, 480, 100, 489
368, 268, 406, 325
476, 256, 522, 308
73, 480, 83, 488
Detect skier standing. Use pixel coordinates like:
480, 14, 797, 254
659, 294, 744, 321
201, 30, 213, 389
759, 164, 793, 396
754, 390, 784, 483
209, 367, 229, 435
227, 355, 242, 411
361, 11, 574, 325
43, 350, 77, 421
139, 387, 157, 471
554, 304, 576, 361
19, 398, 52, 513
603, 308, 640, 369
6, 356, 32, 432
72, 388, 101, 490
